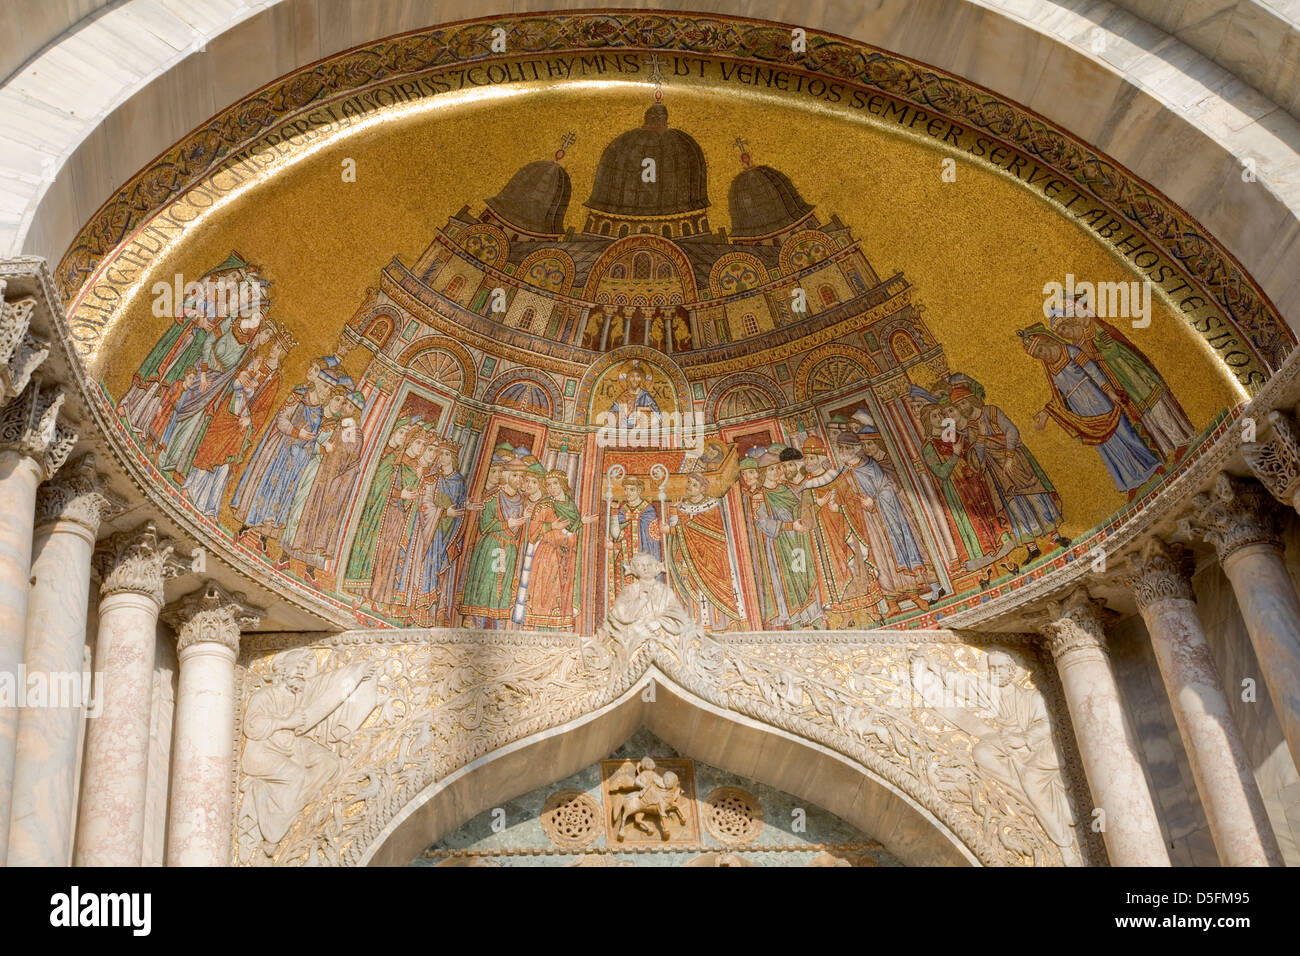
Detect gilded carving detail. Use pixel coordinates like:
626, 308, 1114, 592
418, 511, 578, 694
236, 569, 1093, 867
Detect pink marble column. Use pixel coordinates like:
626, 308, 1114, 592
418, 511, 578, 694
1041, 592, 1170, 866
7, 455, 114, 865
1192, 472, 1300, 772
164, 582, 261, 867
0, 379, 76, 860
1126, 538, 1283, 866
74, 523, 181, 866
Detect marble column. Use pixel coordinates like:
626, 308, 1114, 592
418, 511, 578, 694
74, 523, 182, 867
1190, 472, 1300, 772
1125, 538, 1283, 866
1041, 592, 1170, 866
163, 582, 261, 867
7, 455, 115, 865
0, 379, 76, 859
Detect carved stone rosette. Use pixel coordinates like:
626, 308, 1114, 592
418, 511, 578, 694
1242, 408, 1300, 509
93, 521, 184, 606
164, 581, 263, 655
1041, 592, 1110, 664
0, 380, 77, 479
33, 452, 119, 534
1123, 538, 1195, 610
0, 290, 50, 403
1188, 472, 1283, 561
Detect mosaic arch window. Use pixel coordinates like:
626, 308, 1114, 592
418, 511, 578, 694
66, 11, 1283, 637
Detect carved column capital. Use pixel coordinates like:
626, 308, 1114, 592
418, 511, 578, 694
0, 291, 50, 403
0, 380, 77, 479
1186, 472, 1283, 561
163, 581, 263, 655
1040, 590, 1113, 663
93, 521, 187, 605
34, 452, 122, 535
1242, 408, 1300, 508
1123, 538, 1196, 611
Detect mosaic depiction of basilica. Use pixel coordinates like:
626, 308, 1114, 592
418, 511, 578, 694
111, 97, 1198, 633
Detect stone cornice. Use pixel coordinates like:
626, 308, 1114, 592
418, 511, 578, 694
0, 284, 49, 403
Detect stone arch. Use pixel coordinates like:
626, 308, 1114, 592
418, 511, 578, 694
359, 669, 977, 867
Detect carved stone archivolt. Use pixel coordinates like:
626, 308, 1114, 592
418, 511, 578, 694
235, 556, 1097, 867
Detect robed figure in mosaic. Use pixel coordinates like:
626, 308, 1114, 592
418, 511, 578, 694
1018, 324, 1161, 497
365, 431, 436, 612
1050, 302, 1195, 462
514, 469, 590, 630
344, 416, 422, 590
607, 476, 662, 604
663, 472, 745, 632
459, 457, 528, 628
286, 390, 367, 570
405, 440, 469, 626
749, 451, 821, 628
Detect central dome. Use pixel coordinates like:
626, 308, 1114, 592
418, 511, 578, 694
585, 104, 709, 218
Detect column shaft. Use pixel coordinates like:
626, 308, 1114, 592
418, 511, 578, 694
164, 581, 261, 866
73, 591, 160, 866
0, 452, 43, 858
1129, 541, 1282, 866
1044, 599, 1169, 866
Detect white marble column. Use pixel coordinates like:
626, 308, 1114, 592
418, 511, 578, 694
1125, 538, 1283, 866
7, 455, 114, 865
1041, 592, 1170, 866
164, 582, 261, 867
74, 523, 182, 866
1191, 472, 1300, 772
0, 377, 76, 859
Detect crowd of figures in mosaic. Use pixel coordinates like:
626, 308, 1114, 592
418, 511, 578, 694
115, 102, 1198, 631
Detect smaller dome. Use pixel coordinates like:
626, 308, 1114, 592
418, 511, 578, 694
486, 160, 572, 236
728, 165, 814, 238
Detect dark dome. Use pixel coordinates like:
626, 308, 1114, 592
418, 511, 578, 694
585, 105, 709, 217
728, 165, 814, 237
485, 160, 572, 235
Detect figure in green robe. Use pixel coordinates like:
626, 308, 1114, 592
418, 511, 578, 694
344, 416, 417, 589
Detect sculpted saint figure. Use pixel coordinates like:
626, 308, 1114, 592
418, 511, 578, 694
240, 649, 380, 855
598, 552, 695, 662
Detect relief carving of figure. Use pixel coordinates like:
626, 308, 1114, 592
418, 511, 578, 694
911, 650, 1078, 863
607, 757, 687, 841
598, 552, 696, 663
240, 648, 381, 856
